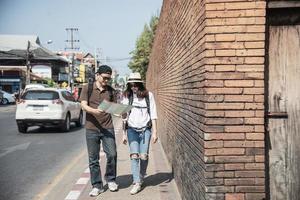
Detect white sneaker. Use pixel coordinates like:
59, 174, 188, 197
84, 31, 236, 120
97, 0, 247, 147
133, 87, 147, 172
89, 187, 104, 197
130, 183, 142, 195
108, 181, 118, 192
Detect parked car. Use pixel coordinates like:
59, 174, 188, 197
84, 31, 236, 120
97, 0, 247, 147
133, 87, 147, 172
0, 89, 16, 105
15, 88, 83, 133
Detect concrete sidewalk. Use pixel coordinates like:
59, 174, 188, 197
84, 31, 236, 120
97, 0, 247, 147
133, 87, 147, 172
78, 117, 181, 200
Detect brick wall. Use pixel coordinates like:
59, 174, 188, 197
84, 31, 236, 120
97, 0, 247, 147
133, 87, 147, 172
147, 0, 266, 199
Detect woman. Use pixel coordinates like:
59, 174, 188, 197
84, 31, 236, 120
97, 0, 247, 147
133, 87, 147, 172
121, 72, 158, 195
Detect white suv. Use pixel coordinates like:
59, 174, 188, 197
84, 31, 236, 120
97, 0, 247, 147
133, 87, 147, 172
15, 88, 83, 133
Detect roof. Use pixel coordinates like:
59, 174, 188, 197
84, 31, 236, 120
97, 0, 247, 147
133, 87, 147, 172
0, 34, 68, 63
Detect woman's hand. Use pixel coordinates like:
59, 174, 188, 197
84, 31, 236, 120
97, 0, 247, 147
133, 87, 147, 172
122, 132, 128, 145
152, 130, 158, 144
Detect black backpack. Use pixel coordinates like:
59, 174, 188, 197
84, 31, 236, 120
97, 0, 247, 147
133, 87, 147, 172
87, 78, 114, 106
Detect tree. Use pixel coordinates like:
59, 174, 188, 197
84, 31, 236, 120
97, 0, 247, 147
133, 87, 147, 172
128, 14, 159, 80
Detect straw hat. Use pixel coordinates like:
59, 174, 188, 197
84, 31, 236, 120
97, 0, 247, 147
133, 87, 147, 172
127, 72, 143, 83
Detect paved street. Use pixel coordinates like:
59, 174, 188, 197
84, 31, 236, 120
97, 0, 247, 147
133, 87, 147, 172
0, 105, 181, 200
0, 105, 86, 200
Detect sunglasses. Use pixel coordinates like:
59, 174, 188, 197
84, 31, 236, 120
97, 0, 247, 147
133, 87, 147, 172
129, 83, 138, 88
99, 74, 111, 81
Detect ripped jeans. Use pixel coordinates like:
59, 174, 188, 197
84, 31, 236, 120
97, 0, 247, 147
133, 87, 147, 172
127, 127, 152, 184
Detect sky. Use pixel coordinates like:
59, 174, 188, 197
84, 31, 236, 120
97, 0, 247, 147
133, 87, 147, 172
0, 0, 163, 76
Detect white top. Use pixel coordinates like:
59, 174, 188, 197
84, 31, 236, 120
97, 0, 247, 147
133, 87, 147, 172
121, 91, 157, 128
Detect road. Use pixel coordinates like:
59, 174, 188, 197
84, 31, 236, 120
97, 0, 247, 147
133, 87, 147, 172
0, 105, 87, 200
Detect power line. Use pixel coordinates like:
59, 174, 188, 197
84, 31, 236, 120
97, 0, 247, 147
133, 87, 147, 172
65, 28, 80, 51
65, 27, 80, 92
100, 57, 132, 62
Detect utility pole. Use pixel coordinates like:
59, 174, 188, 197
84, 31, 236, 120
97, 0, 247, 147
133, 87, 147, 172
94, 47, 97, 74
25, 41, 32, 85
94, 48, 102, 74
65, 28, 79, 92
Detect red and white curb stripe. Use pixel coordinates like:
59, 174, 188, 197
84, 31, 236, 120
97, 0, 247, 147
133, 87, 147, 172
64, 168, 90, 200
64, 152, 106, 200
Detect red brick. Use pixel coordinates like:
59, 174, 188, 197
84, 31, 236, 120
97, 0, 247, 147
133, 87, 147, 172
236, 186, 265, 193
245, 193, 266, 200
225, 95, 254, 102
225, 163, 245, 170
225, 178, 255, 186
215, 156, 254, 163
215, 171, 235, 178
246, 133, 264, 140
205, 141, 224, 148
255, 155, 265, 162
235, 171, 265, 178
206, 103, 244, 110
215, 65, 236, 72
225, 111, 255, 117
244, 118, 264, 125
205, 133, 245, 140
226, 193, 245, 200
224, 80, 254, 87
225, 126, 254, 133
224, 141, 255, 148
216, 148, 245, 155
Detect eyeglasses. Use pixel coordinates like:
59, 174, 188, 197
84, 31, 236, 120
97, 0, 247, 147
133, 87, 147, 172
99, 74, 111, 81
129, 83, 138, 88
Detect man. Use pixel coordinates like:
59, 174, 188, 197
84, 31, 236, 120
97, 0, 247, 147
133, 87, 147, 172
79, 65, 118, 197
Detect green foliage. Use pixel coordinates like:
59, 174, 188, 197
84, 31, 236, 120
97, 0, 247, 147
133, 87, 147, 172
46, 79, 56, 87
128, 14, 159, 80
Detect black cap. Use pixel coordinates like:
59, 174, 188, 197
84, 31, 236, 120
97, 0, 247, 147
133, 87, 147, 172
96, 65, 112, 75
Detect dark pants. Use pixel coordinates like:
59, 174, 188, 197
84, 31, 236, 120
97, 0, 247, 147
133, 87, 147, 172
86, 128, 117, 189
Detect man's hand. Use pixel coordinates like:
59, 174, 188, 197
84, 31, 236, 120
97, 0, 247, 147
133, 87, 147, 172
89, 108, 104, 115
81, 101, 104, 115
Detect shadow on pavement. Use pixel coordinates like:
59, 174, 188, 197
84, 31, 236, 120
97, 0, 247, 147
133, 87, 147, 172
116, 172, 173, 190
144, 172, 174, 186
23, 125, 83, 134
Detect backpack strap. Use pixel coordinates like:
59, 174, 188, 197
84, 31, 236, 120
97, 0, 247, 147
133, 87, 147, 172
87, 78, 94, 106
128, 92, 151, 117
145, 94, 150, 116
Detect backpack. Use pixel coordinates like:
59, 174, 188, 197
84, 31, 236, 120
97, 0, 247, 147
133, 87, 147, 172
87, 78, 114, 106
126, 92, 152, 129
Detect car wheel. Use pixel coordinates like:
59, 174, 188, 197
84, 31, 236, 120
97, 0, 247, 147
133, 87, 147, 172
1, 98, 9, 105
61, 114, 70, 132
17, 123, 28, 133
75, 111, 83, 127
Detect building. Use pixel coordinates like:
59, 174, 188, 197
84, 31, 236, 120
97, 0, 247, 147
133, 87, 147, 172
0, 34, 68, 93
57, 51, 97, 85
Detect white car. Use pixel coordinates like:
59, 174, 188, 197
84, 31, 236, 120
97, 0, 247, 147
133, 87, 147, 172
15, 88, 83, 133
0, 89, 16, 105
24, 84, 49, 91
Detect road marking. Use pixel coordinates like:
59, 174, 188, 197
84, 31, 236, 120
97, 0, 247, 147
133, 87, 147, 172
64, 148, 106, 200
76, 177, 89, 185
65, 191, 81, 200
0, 142, 30, 158
33, 149, 86, 200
